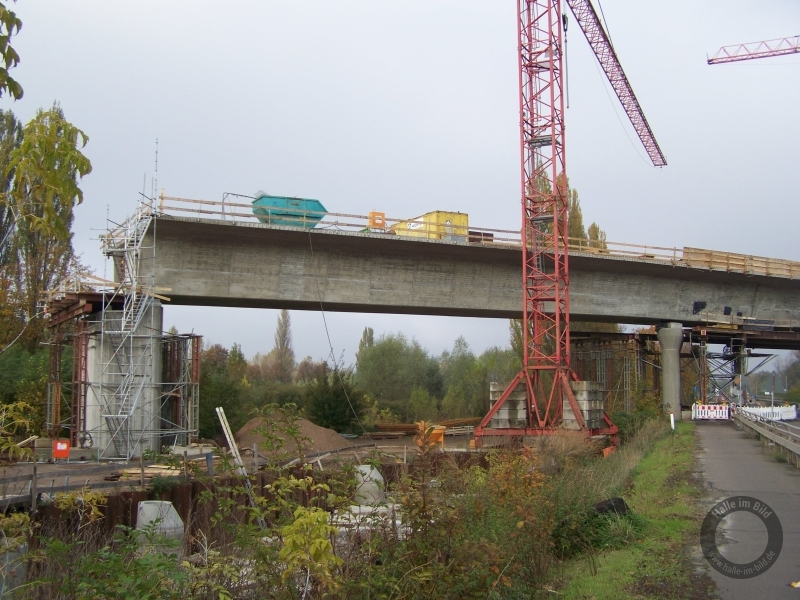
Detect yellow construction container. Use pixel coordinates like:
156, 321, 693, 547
428, 426, 446, 448
390, 211, 468, 241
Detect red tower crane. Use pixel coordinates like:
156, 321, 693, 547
474, 0, 665, 443
708, 36, 800, 64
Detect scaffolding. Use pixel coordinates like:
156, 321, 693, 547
46, 199, 201, 459
96, 202, 159, 458
687, 332, 774, 405
571, 338, 659, 413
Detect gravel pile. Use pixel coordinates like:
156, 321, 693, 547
235, 416, 353, 457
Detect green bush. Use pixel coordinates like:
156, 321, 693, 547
306, 369, 366, 433
611, 409, 660, 444
33, 525, 185, 599
552, 509, 647, 558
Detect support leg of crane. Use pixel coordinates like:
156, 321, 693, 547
476, 371, 525, 432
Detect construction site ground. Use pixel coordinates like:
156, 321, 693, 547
0, 432, 474, 508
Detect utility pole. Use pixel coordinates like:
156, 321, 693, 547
771, 372, 775, 411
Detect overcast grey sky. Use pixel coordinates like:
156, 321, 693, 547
6, 1, 799, 363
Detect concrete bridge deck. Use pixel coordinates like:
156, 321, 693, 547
146, 215, 800, 327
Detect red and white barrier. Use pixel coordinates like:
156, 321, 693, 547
692, 404, 730, 420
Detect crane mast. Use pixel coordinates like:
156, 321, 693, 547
708, 36, 800, 64
518, 0, 572, 428
476, 0, 576, 437
475, 0, 665, 442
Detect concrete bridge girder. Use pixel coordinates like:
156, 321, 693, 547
149, 217, 800, 326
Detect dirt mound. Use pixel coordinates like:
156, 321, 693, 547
235, 416, 353, 458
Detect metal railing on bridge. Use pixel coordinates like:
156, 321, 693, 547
155, 193, 800, 282
732, 407, 800, 467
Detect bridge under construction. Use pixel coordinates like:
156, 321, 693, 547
42, 195, 800, 458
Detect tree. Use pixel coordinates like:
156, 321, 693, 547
510, 319, 524, 365
587, 222, 607, 249
294, 356, 329, 384
440, 386, 465, 420
271, 309, 295, 383
356, 326, 374, 362
355, 333, 443, 406
3, 105, 91, 242
407, 387, 438, 422
0, 106, 90, 350
228, 343, 247, 382
201, 343, 229, 371
197, 343, 246, 438
0, 3, 22, 100
0, 109, 21, 260
0, 110, 23, 348
0, 343, 47, 432
478, 346, 520, 390
306, 370, 365, 432
439, 337, 491, 417
247, 351, 272, 382
566, 184, 587, 243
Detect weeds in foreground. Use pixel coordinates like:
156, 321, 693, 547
1, 410, 669, 599
552, 421, 713, 600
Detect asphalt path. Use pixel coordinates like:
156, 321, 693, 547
696, 419, 800, 599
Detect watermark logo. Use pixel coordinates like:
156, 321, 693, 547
700, 496, 783, 579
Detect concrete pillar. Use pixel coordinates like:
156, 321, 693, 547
85, 302, 164, 458
732, 340, 746, 405
657, 322, 683, 419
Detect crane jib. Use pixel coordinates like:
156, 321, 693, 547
565, 0, 667, 167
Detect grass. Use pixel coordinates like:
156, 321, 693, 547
549, 421, 717, 600
769, 446, 789, 463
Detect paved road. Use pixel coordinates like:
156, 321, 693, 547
696, 420, 800, 599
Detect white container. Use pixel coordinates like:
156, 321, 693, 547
354, 465, 385, 505
136, 501, 184, 557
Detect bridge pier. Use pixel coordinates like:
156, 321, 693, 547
657, 322, 683, 419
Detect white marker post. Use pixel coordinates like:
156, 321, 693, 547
670, 412, 675, 431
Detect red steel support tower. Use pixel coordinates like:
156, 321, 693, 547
477, 0, 576, 437
475, 0, 665, 442
515, 0, 574, 430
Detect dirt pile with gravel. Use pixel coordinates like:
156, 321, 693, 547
235, 416, 353, 457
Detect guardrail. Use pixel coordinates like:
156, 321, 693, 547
0, 462, 172, 510
732, 407, 800, 468
445, 426, 475, 436
155, 193, 800, 281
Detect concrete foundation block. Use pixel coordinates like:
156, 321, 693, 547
489, 418, 528, 429
565, 381, 606, 430
489, 381, 528, 430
